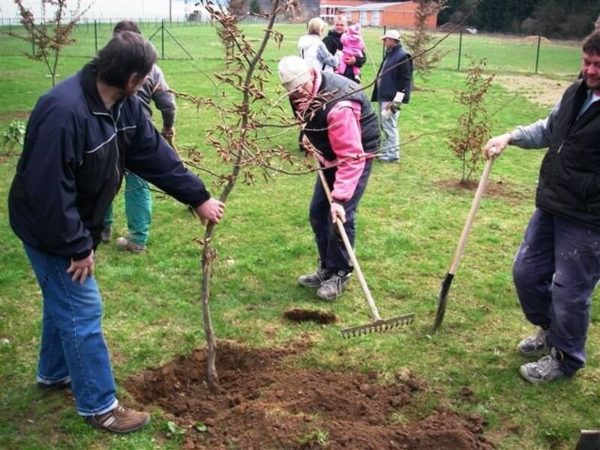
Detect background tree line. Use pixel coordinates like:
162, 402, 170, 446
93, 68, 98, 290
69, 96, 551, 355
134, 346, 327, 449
437, 0, 599, 38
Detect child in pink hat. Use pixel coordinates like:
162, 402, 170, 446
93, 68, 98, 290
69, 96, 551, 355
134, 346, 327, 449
337, 23, 365, 82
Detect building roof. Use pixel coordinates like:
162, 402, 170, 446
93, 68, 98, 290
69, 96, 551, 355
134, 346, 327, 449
340, 2, 413, 12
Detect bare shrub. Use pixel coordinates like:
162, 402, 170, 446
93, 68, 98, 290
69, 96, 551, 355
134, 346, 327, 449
10, 0, 90, 86
448, 58, 494, 184
404, 0, 448, 80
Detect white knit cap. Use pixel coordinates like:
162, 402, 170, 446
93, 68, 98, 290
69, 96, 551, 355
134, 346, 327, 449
278, 56, 313, 92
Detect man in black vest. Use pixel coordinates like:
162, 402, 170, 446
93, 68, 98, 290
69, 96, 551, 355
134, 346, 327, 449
482, 30, 600, 384
278, 56, 380, 301
371, 29, 412, 162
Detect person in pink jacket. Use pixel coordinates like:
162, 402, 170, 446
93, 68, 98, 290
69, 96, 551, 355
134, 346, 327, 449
278, 56, 380, 301
336, 23, 366, 82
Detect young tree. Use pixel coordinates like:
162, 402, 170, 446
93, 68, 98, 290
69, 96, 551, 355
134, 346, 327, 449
404, 0, 448, 80
181, 0, 303, 393
10, 0, 90, 87
448, 58, 494, 184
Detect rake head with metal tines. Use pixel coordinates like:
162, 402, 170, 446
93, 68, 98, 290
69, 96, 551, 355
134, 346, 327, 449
340, 313, 415, 338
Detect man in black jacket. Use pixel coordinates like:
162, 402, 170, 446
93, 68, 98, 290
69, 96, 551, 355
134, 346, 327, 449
371, 29, 412, 162
482, 30, 600, 384
322, 15, 366, 83
9, 31, 224, 432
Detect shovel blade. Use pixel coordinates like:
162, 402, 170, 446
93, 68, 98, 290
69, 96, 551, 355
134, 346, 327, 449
433, 273, 454, 332
341, 313, 415, 338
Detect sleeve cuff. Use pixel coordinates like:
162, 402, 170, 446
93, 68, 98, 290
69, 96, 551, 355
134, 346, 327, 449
190, 190, 212, 208
72, 248, 93, 261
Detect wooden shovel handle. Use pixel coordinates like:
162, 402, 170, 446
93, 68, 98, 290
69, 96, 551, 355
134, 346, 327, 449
448, 157, 494, 275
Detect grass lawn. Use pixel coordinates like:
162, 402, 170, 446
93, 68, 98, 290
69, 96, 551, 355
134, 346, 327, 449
0, 23, 598, 449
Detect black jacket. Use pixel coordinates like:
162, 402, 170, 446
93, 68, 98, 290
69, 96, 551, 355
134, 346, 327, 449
323, 30, 343, 55
9, 64, 210, 260
371, 44, 412, 103
536, 80, 600, 229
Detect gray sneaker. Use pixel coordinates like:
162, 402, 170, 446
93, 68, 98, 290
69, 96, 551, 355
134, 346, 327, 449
517, 327, 548, 356
519, 348, 567, 384
298, 267, 332, 288
316, 272, 351, 301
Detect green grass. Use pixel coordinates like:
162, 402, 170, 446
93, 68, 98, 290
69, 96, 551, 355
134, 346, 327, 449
0, 23, 598, 450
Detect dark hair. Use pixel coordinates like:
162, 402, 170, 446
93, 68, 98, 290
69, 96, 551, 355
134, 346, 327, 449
113, 20, 141, 35
582, 30, 600, 56
92, 31, 156, 88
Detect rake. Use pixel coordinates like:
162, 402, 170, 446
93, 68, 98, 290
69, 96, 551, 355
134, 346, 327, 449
314, 160, 415, 338
433, 157, 494, 332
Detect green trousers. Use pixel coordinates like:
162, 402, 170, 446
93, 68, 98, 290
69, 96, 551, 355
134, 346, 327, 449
104, 172, 152, 245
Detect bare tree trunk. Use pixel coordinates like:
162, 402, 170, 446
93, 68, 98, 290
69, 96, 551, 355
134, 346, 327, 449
200, 223, 220, 392
199, 0, 281, 394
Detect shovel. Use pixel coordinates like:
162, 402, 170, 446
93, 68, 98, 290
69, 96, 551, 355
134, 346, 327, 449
433, 157, 494, 332
314, 159, 415, 338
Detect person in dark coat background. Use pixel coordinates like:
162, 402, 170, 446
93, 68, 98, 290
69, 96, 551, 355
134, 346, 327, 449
371, 29, 413, 162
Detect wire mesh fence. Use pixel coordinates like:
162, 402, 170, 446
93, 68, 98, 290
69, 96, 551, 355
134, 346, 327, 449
0, 20, 581, 76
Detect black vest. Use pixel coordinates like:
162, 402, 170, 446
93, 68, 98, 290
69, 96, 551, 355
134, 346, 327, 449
302, 72, 380, 161
536, 80, 600, 229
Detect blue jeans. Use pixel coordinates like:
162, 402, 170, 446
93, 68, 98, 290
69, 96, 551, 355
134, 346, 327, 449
24, 243, 117, 416
378, 102, 400, 160
513, 209, 600, 376
309, 161, 373, 272
105, 172, 152, 245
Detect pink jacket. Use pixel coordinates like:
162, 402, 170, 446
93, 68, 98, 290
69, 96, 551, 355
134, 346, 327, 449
303, 72, 370, 202
340, 24, 365, 59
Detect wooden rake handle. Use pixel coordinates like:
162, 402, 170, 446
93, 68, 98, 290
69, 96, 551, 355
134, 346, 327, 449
315, 162, 383, 322
447, 157, 494, 275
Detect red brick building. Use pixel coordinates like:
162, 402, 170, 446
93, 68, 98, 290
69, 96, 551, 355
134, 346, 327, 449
320, 0, 437, 29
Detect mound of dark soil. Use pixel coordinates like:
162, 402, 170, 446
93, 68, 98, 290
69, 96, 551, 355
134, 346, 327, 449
125, 340, 493, 450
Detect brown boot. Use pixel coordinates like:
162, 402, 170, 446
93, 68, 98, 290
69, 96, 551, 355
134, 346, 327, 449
86, 405, 150, 433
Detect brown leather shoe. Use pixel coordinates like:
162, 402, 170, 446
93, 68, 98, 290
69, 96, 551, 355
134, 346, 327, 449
115, 237, 146, 253
86, 405, 150, 433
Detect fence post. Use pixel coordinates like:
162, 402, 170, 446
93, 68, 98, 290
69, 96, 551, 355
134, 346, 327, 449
94, 20, 98, 53
534, 34, 541, 74
457, 29, 463, 71
382, 26, 386, 60
161, 20, 165, 59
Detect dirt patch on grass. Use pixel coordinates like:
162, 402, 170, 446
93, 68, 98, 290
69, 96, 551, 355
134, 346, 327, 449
522, 35, 551, 44
0, 110, 30, 122
435, 179, 533, 205
283, 308, 338, 324
125, 340, 493, 450
495, 74, 571, 108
